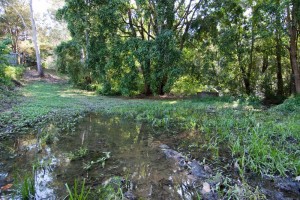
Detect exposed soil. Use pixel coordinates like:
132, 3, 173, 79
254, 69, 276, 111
22, 69, 68, 84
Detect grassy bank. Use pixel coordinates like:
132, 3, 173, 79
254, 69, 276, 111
0, 81, 299, 178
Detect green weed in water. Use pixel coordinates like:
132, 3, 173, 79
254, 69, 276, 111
20, 175, 35, 200
83, 152, 111, 170
67, 147, 88, 161
65, 179, 90, 200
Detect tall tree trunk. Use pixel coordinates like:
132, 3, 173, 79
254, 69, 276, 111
287, 1, 300, 93
276, 37, 284, 96
29, 0, 44, 77
237, 41, 251, 95
157, 76, 168, 95
262, 54, 268, 73
247, 23, 255, 95
275, 0, 284, 96
142, 59, 152, 96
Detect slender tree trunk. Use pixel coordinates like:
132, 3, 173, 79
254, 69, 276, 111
287, 1, 300, 93
262, 54, 268, 73
29, 0, 44, 77
142, 59, 152, 96
275, 0, 284, 96
276, 38, 284, 96
247, 23, 255, 95
237, 41, 251, 95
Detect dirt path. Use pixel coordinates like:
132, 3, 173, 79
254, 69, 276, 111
22, 69, 68, 84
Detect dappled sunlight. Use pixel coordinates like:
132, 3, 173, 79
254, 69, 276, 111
164, 100, 178, 105
59, 89, 96, 98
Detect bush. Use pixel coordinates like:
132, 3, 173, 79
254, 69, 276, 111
4, 65, 24, 79
0, 39, 10, 86
273, 95, 300, 113
55, 40, 83, 85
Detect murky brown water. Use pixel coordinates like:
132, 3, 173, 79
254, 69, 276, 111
0, 113, 197, 199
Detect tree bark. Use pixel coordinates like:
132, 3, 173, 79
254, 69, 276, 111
287, 2, 300, 93
275, 0, 284, 96
142, 59, 152, 96
29, 0, 44, 77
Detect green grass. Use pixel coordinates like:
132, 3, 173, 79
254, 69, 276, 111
65, 179, 90, 200
0, 81, 299, 178
20, 175, 35, 200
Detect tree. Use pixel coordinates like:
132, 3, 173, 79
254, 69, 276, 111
57, 0, 201, 95
55, 0, 298, 98
0, 0, 30, 54
286, 0, 300, 94
29, 0, 44, 77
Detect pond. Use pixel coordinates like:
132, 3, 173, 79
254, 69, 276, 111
0, 113, 200, 199
0, 113, 299, 199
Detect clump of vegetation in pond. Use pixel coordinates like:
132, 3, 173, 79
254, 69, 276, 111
83, 152, 111, 170
67, 147, 88, 161
65, 179, 90, 200
92, 176, 132, 200
20, 175, 35, 200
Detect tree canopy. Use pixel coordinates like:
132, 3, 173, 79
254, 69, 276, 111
54, 0, 299, 97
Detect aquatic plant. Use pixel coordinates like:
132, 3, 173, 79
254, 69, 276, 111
67, 147, 88, 161
83, 152, 111, 170
20, 176, 35, 200
65, 179, 90, 200
96, 176, 126, 200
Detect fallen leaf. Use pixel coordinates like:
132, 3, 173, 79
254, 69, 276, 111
201, 182, 211, 194
1, 184, 13, 191
295, 176, 300, 181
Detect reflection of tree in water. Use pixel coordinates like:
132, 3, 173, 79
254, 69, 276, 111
0, 113, 196, 199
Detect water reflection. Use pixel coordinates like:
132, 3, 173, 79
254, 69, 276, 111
0, 113, 196, 199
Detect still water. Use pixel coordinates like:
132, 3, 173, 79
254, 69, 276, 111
0, 113, 195, 199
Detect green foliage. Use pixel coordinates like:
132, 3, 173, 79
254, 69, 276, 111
0, 39, 10, 85
65, 179, 90, 200
4, 65, 24, 79
272, 95, 300, 113
55, 0, 191, 95
67, 147, 88, 161
55, 40, 83, 85
20, 175, 35, 200
171, 76, 204, 95
96, 176, 125, 199
83, 152, 110, 170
